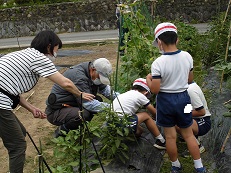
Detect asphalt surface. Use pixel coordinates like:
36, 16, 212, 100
0, 23, 209, 49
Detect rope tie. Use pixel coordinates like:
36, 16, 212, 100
34, 154, 43, 165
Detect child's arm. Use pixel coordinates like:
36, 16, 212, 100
146, 74, 160, 94
151, 79, 160, 94
188, 69, 194, 84
192, 108, 206, 117
146, 104, 156, 120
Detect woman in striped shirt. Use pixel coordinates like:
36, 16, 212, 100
0, 30, 94, 173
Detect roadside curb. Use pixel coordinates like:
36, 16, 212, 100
0, 38, 119, 51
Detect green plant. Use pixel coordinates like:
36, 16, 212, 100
116, 0, 159, 93
49, 106, 137, 172
15, 0, 31, 5
51, 121, 102, 172
202, 12, 231, 67
99, 109, 135, 164
116, 0, 206, 92
223, 103, 231, 117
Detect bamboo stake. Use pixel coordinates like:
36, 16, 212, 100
219, 21, 231, 93
221, 0, 231, 28
223, 99, 231, 105
219, 0, 231, 93
220, 128, 231, 153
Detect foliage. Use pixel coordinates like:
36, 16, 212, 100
175, 21, 206, 85
203, 12, 231, 67
223, 104, 231, 117
116, 1, 206, 93
15, 0, 30, 4
50, 107, 137, 172
0, 0, 82, 8
116, 0, 159, 93
98, 108, 135, 163
215, 61, 231, 76
50, 121, 102, 172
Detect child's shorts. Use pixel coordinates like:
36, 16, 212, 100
156, 90, 193, 128
127, 114, 138, 133
194, 116, 211, 136
107, 114, 138, 133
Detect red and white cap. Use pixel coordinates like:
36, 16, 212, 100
133, 78, 151, 94
154, 22, 177, 41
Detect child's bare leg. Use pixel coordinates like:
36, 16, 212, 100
136, 126, 143, 137
164, 127, 178, 161
180, 126, 200, 160
137, 112, 160, 137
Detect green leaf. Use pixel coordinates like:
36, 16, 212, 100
118, 154, 126, 164
223, 112, 231, 117
224, 104, 231, 109
115, 139, 121, 148
124, 128, 129, 136
117, 129, 124, 136
111, 145, 117, 154
92, 131, 101, 137
121, 150, 129, 160
68, 161, 79, 166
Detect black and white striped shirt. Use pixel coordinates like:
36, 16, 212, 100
0, 48, 57, 110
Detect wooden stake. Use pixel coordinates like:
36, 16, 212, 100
223, 99, 231, 105
219, 21, 231, 93
221, 128, 231, 153
221, 0, 231, 28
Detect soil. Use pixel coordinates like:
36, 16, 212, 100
0, 43, 118, 173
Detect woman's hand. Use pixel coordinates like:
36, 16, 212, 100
19, 96, 47, 119
32, 107, 47, 119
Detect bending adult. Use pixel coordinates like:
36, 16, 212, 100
0, 30, 94, 173
45, 58, 117, 138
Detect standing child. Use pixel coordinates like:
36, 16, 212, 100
113, 78, 166, 150
146, 22, 206, 173
179, 82, 211, 156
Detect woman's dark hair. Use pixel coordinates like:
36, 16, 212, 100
158, 31, 178, 45
30, 30, 62, 55
132, 85, 147, 92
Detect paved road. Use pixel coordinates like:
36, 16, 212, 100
0, 23, 209, 49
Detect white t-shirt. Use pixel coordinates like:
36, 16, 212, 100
187, 82, 211, 118
113, 90, 150, 116
0, 48, 57, 110
151, 50, 193, 93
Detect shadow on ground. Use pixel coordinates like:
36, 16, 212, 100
91, 126, 165, 173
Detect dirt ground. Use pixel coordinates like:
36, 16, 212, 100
0, 42, 118, 173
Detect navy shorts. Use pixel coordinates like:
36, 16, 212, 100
107, 114, 138, 133
128, 114, 138, 133
194, 116, 211, 136
156, 91, 193, 128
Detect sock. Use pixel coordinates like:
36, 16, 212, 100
172, 159, 181, 168
194, 158, 203, 169
155, 134, 165, 143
